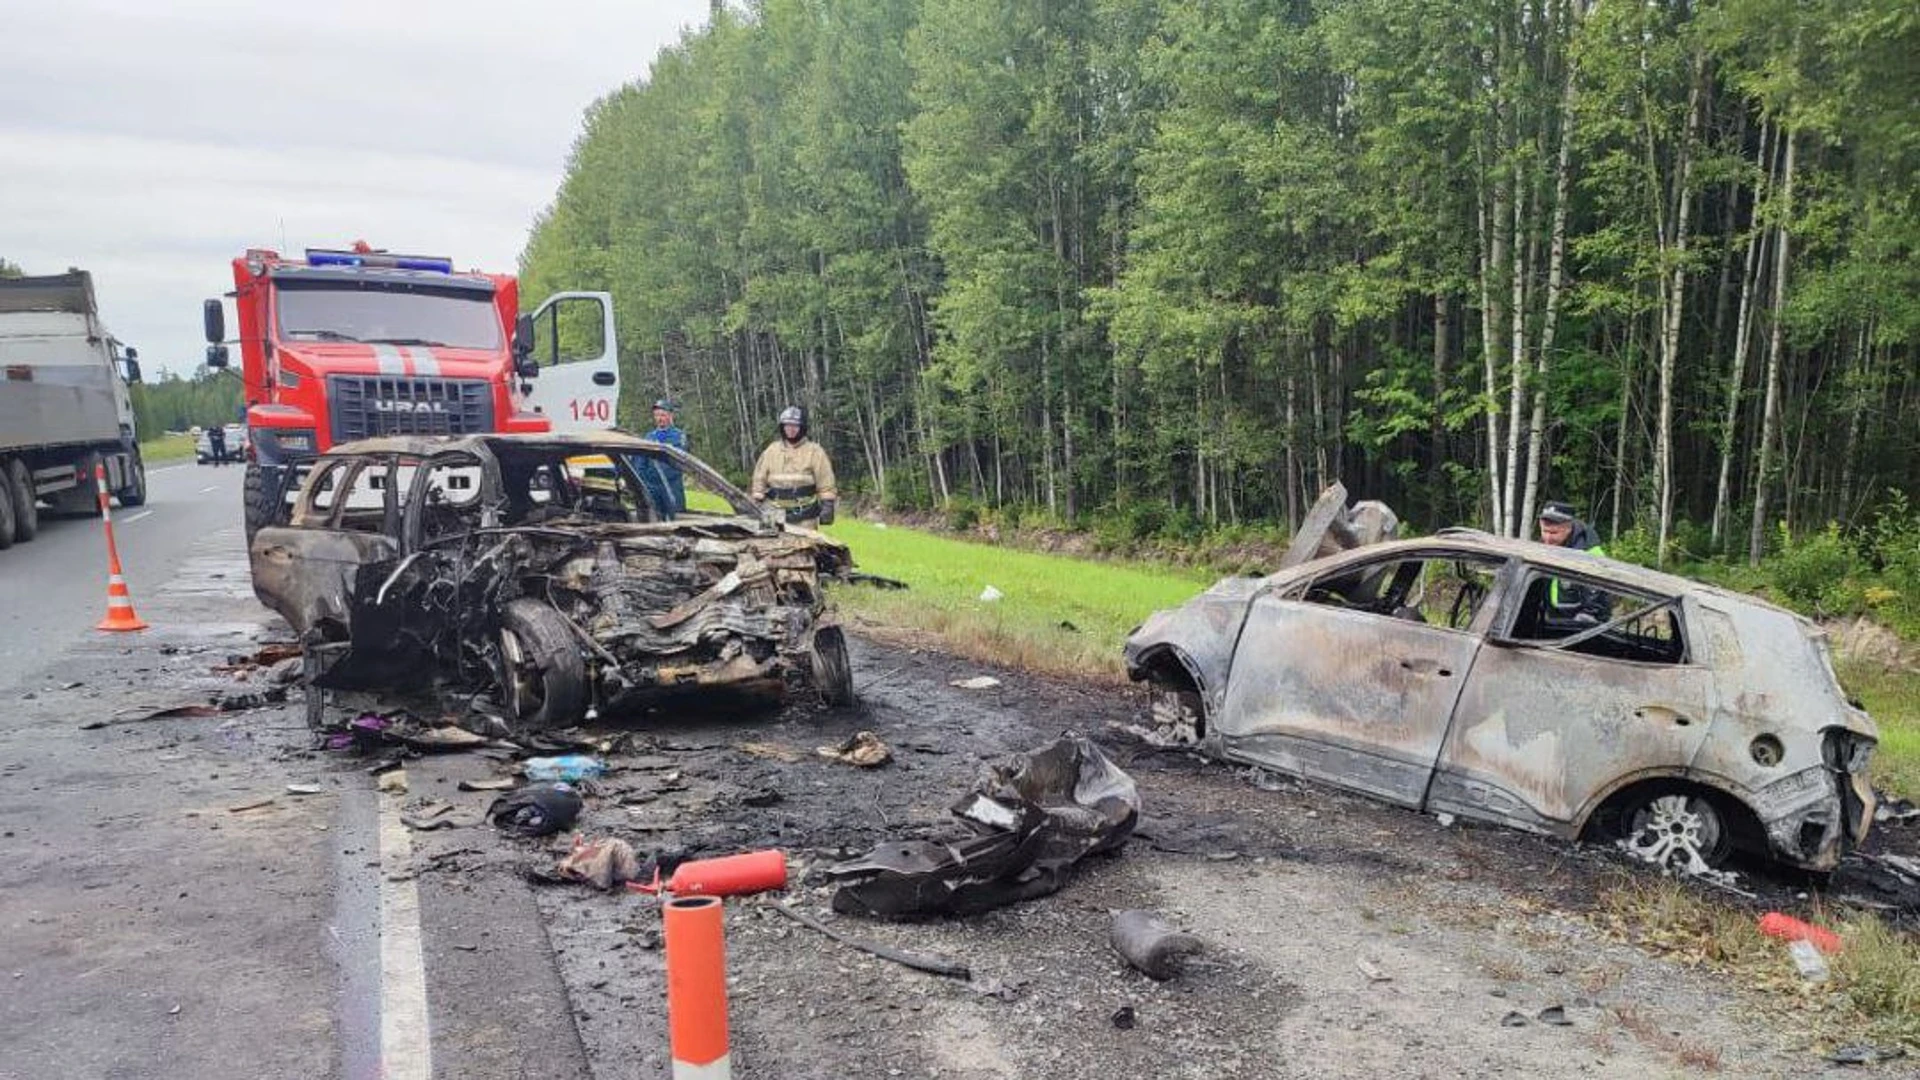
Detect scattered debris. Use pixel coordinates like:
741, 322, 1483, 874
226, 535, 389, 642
1110, 1005, 1136, 1031
828, 733, 1139, 918
265, 657, 304, 686
1826, 1044, 1907, 1066
401, 802, 485, 831
84, 701, 224, 728
1355, 958, 1390, 984
524, 755, 608, 783
1875, 792, 1918, 825
1757, 912, 1843, 955
1436, 812, 1457, 828
557, 835, 643, 890
1536, 1005, 1572, 1027
1110, 910, 1204, 981
285, 784, 323, 796
737, 741, 805, 763
817, 731, 892, 768
226, 797, 276, 814
376, 770, 408, 795
1500, 1011, 1528, 1028
630, 849, 787, 898
771, 902, 972, 980
979, 585, 1003, 602
1786, 939, 1830, 983
458, 777, 519, 793
951, 676, 1002, 690
488, 782, 583, 837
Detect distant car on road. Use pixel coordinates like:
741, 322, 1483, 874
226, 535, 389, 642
196, 424, 248, 465
1124, 529, 1878, 874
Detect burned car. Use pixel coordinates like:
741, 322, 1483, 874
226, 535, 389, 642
1124, 530, 1878, 873
250, 433, 854, 730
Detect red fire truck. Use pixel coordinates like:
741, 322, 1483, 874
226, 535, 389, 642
203, 244, 620, 535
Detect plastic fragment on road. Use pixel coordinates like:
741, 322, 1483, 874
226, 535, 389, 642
1787, 939, 1831, 982
816, 731, 891, 768
951, 676, 1001, 690
1758, 911, 1843, 955
1111, 910, 1204, 981
524, 754, 607, 783
376, 770, 408, 795
488, 782, 582, 837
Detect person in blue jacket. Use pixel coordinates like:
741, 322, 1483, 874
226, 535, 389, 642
635, 398, 687, 518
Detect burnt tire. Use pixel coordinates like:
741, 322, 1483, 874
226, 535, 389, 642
243, 462, 267, 543
811, 625, 854, 707
6, 459, 37, 542
497, 599, 589, 731
1613, 786, 1734, 870
1146, 683, 1205, 746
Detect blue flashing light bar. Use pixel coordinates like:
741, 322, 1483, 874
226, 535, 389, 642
305, 249, 454, 273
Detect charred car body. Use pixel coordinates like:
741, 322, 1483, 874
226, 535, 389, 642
251, 433, 854, 730
1125, 530, 1878, 873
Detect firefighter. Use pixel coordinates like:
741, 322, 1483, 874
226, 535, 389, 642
750, 406, 836, 525
1538, 500, 1610, 624
636, 397, 687, 518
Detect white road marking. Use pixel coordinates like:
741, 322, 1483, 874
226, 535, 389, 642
121, 510, 154, 525
378, 791, 433, 1080
200, 485, 217, 494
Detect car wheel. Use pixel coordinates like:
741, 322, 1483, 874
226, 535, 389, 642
497, 599, 589, 730
243, 462, 268, 543
1146, 684, 1205, 746
6, 459, 36, 542
1618, 789, 1733, 871
811, 625, 854, 707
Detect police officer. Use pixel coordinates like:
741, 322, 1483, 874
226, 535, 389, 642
206, 423, 227, 466
750, 406, 836, 525
636, 398, 687, 517
1538, 500, 1610, 624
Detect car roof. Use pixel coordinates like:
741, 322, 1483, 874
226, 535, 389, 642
1294, 528, 1803, 621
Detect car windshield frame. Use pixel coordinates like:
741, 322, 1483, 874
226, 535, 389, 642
273, 278, 503, 350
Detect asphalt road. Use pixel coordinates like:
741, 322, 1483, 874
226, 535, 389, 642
0, 461, 244, 690
0, 466, 590, 1080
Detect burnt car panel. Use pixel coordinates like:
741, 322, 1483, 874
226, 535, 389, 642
251, 432, 854, 729
1126, 530, 1879, 872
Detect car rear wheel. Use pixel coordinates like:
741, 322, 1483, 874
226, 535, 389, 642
5, 459, 35, 542
1617, 789, 1733, 871
497, 599, 589, 731
1145, 684, 1204, 746
811, 625, 854, 707
0, 475, 15, 550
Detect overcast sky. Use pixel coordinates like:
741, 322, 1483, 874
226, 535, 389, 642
0, 0, 711, 376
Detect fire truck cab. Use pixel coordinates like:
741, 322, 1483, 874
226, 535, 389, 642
203, 245, 619, 536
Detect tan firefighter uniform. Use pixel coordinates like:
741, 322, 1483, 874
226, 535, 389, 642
750, 438, 837, 523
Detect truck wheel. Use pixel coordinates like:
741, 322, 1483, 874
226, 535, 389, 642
496, 599, 589, 731
243, 463, 267, 543
5, 459, 35, 542
116, 450, 147, 508
0, 475, 15, 550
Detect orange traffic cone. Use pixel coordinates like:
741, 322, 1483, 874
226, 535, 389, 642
94, 463, 148, 632
663, 896, 732, 1080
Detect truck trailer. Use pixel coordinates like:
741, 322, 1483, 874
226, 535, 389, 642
0, 272, 147, 551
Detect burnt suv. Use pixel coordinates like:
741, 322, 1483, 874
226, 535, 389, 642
250, 432, 854, 731
1124, 530, 1878, 873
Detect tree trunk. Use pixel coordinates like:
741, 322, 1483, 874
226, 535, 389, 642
1504, 159, 1529, 537
1748, 129, 1796, 565
1655, 59, 1704, 566
1478, 166, 1510, 535
1430, 293, 1451, 517
1711, 117, 1772, 549
1520, 26, 1580, 537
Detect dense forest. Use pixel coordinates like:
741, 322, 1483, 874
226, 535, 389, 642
520, 0, 1920, 563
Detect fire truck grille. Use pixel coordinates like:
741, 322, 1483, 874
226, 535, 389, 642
328, 376, 495, 442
